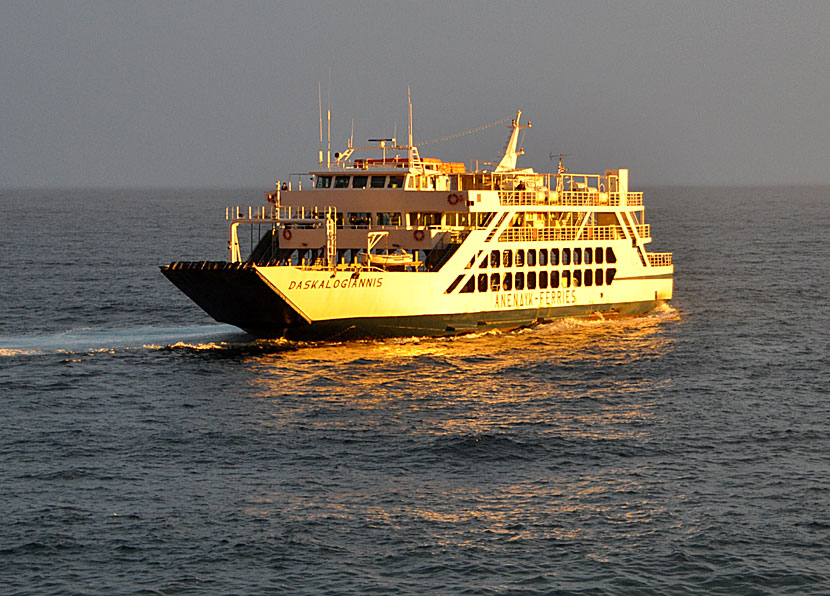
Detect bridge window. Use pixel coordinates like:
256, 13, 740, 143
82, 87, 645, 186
370, 176, 386, 188
408, 212, 441, 227
376, 212, 401, 226
388, 175, 404, 188
334, 176, 350, 188
478, 273, 488, 292
352, 175, 368, 189
316, 175, 332, 188
348, 212, 371, 227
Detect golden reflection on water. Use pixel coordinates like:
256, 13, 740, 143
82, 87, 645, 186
239, 309, 681, 551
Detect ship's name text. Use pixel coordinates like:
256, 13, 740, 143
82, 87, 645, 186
288, 277, 384, 290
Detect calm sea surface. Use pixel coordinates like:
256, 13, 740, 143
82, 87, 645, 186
1, 187, 828, 594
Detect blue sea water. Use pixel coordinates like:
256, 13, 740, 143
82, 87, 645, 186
1, 186, 829, 594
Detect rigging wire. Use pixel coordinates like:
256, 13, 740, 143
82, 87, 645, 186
417, 116, 512, 146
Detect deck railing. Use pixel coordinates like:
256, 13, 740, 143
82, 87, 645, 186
498, 225, 626, 243
498, 190, 643, 207
648, 252, 673, 267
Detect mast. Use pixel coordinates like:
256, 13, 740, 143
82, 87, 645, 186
495, 110, 531, 172
407, 86, 423, 172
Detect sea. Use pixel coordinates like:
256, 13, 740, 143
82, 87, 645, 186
1, 186, 828, 595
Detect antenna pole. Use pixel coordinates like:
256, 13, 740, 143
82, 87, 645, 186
407, 86, 413, 149
327, 68, 331, 168
318, 82, 323, 144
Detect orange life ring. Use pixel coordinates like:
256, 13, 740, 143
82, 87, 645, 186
413, 229, 425, 242
282, 228, 292, 241
447, 193, 459, 205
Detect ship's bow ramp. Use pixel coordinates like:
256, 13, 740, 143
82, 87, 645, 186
160, 262, 303, 337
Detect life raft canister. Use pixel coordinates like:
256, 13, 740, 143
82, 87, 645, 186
282, 228, 292, 241
413, 229, 425, 242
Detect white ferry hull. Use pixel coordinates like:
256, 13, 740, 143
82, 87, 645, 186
161, 259, 672, 340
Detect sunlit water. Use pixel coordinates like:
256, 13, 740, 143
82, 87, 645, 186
1, 187, 829, 594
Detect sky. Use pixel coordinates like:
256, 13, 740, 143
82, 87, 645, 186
2, 0, 829, 188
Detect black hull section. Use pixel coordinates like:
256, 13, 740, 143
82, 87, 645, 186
161, 262, 304, 333
161, 262, 663, 342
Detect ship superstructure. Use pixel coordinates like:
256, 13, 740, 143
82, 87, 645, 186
161, 111, 673, 340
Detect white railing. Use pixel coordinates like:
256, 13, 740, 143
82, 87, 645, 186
648, 252, 673, 267
498, 190, 643, 207
498, 225, 626, 242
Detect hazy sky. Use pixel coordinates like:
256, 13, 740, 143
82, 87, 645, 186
2, 1, 829, 188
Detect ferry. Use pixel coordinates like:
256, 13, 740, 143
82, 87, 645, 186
161, 109, 673, 340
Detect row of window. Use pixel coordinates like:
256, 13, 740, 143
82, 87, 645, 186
316, 175, 405, 189
478, 247, 617, 269
341, 211, 496, 228
453, 268, 617, 293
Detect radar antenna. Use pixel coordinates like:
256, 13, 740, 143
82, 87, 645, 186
550, 153, 573, 174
